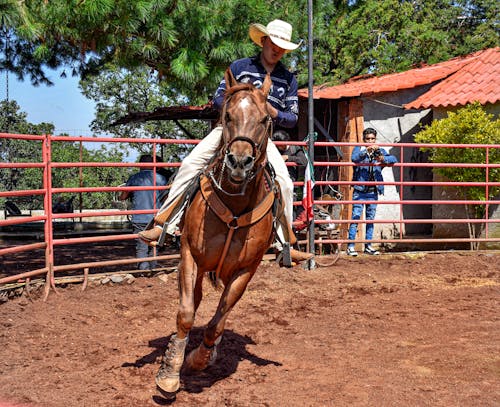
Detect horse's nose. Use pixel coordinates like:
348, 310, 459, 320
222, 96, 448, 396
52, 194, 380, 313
226, 153, 254, 170
225, 153, 255, 183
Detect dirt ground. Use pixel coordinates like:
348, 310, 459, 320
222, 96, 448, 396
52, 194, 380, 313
0, 251, 499, 407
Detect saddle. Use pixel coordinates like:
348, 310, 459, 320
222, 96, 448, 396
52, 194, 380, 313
145, 163, 294, 249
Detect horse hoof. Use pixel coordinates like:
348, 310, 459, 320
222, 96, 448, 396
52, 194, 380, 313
185, 345, 212, 371
208, 335, 222, 366
185, 336, 222, 371
155, 373, 180, 393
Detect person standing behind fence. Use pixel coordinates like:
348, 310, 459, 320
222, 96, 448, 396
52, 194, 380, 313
347, 128, 397, 257
120, 155, 167, 270
272, 130, 307, 183
272, 130, 307, 218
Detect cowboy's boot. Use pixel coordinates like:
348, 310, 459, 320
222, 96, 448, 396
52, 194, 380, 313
139, 192, 187, 245
277, 242, 313, 266
289, 248, 314, 262
138, 224, 163, 245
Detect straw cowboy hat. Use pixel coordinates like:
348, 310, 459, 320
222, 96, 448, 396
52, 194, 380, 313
249, 19, 302, 53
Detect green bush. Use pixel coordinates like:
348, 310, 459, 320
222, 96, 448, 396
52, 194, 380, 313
415, 103, 499, 248
415, 102, 499, 206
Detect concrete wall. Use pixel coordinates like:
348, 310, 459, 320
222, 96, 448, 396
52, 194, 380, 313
362, 86, 435, 241
434, 102, 500, 119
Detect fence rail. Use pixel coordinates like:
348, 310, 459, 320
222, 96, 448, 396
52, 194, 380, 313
1, 132, 499, 295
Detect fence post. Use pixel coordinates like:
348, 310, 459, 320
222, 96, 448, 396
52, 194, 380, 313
42, 134, 55, 298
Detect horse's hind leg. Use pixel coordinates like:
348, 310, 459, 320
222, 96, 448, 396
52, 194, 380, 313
156, 253, 200, 393
185, 267, 256, 371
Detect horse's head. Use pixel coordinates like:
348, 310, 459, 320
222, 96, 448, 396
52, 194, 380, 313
220, 68, 272, 185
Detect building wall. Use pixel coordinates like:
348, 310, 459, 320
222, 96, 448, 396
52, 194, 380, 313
434, 102, 500, 119
362, 87, 435, 241
300, 91, 499, 247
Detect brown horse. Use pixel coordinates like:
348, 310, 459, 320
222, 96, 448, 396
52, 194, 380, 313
155, 70, 277, 393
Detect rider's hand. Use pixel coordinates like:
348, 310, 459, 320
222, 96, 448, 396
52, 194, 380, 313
266, 102, 278, 119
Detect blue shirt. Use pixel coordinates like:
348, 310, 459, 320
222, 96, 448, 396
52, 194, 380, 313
213, 54, 299, 128
351, 146, 398, 195
126, 170, 167, 224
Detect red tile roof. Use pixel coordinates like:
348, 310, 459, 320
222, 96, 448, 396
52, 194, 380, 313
405, 48, 500, 109
299, 47, 500, 110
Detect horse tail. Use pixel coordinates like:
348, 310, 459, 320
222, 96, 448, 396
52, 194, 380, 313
207, 272, 223, 291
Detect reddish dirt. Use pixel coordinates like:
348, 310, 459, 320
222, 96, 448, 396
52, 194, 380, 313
0, 251, 499, 407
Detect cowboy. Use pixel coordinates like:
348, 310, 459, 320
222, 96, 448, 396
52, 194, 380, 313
139, 19, 313, 264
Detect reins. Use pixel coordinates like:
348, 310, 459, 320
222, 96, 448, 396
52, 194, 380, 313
202, 81, 275, 283
210, 85, 272, 196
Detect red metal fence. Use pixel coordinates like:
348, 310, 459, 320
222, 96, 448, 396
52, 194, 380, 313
1, 132, 499, 293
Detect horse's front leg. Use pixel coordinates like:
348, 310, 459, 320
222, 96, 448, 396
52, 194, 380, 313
185, 266, 257, 371
156, 250, 200, 393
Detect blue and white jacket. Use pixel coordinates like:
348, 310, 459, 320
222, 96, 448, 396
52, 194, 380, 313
351, 146, 398, 195
213, 54, 298, 129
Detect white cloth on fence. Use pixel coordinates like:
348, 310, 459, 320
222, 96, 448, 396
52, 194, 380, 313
160, 126, 294, 246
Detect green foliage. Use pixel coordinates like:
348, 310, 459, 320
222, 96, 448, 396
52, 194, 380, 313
311, 0, 499, 85
3, 0, 496, 95
1, 0, 287, 98
1, 0, 496, 104
414, 102, 500, 218
0, 100, 131, 210
79, 65, 210, 160
0, 99, 53, 136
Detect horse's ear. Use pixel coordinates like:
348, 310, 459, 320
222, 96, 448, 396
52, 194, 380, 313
224, 68, 237, 88
261, 73, 272, 96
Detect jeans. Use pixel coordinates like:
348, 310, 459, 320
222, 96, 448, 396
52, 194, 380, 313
348, 190, 378, 247
133, 223, 157, 270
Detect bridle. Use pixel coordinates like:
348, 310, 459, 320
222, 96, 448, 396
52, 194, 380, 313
209, 86, 273, 196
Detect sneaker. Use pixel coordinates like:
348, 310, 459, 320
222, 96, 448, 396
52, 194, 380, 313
364, 246, 380, 255
346, 247, 358, 257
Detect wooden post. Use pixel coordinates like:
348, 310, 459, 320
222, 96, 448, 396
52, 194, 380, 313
337, 99, 364, 246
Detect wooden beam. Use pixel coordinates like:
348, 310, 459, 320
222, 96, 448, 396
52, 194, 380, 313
337, 98, 364, 245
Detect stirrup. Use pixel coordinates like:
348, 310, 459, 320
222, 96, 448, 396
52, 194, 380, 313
276, 242, 293, 267
158, 226, 169, 247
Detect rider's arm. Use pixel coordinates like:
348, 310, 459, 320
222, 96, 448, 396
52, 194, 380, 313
274, 74, 298, 128
212, 78, 226, 112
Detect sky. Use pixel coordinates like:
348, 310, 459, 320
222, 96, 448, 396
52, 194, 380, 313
3, 69, 96, 136
3, 69, 140, 161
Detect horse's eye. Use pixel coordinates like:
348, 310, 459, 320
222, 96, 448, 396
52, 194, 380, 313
225, 112, 231, 123
260, 116, 268, 125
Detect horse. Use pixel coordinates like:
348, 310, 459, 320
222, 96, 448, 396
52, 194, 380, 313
155, 69, 277, 393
